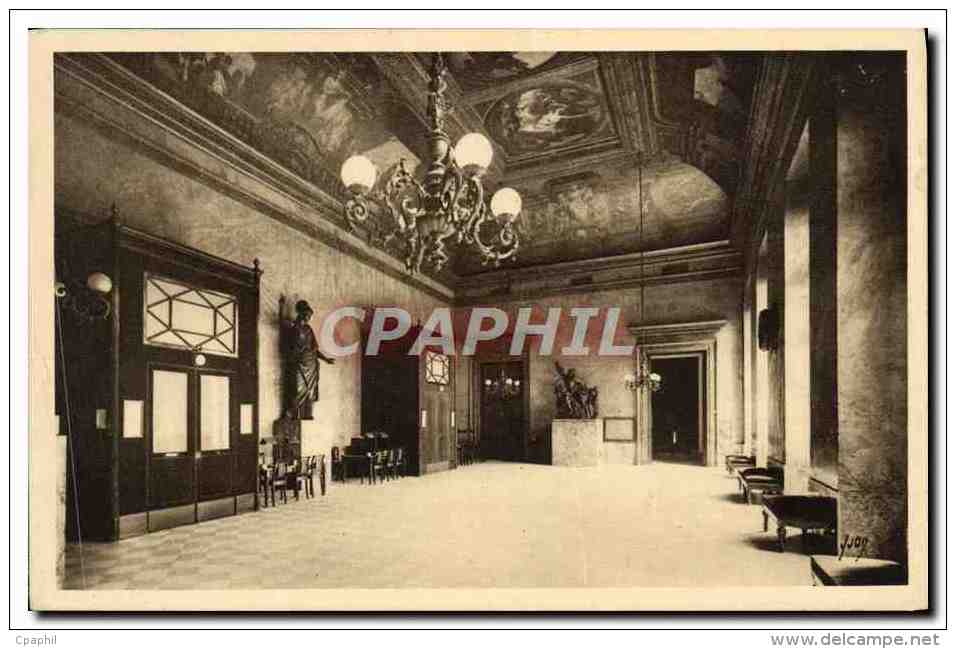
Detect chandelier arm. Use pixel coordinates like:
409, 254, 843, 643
469, 209, 520, 266
383, 160, 427, 233
458, 176, 485, 240
344, 194, 371, 233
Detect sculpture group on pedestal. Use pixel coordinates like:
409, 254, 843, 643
553, 362, 599, 419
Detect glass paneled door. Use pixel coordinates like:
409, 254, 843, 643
148, 365, 236, 510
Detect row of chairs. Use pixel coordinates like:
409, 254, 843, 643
330, 446, 406, 484
258, 454, 325, 507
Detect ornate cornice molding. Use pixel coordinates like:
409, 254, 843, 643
455, 240, 742, 305
599, 53, 660, 157
731, 54, 819, 254
54, 53, 455, 302
462, 56, 600, 105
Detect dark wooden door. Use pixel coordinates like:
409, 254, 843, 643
420, 354, 455, 471
479, 362, 525, 461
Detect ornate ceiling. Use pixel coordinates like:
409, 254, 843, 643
108, 50, 762, 281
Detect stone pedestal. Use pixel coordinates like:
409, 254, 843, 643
551, 419, 602, 467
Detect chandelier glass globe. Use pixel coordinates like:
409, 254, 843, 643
490, 187, 522, 221
454, 132, 494, 177
340, 155, 377, 195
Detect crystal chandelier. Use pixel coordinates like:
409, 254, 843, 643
339, 53, 522, 274
623, 152, 662, 393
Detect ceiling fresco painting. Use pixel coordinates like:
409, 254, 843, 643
109, 52, 418, 195
454, 158, 729, 275
483, 82, 610, 158
445, 52, 557, 83
108, 50, 761, 280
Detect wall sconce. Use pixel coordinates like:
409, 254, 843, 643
55, 272, 113, 322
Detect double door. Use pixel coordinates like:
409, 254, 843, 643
148, 364, 237, 509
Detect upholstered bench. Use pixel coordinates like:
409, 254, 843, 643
725, 454, 755, 475
763, 495, 837, 553
810, 555, 906, 585
735, 466, 784, 504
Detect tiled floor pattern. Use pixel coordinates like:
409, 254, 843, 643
64, 462, 813, 589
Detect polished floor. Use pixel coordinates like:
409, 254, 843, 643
64, 462, 814, 589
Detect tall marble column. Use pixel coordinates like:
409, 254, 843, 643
834, 54, 908, 566
784, 124, 812, 494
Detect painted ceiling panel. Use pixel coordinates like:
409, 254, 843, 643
107, 50, 760, 280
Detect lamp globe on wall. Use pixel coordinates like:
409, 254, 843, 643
56, 271, 113, 322
86, 271, 113, 294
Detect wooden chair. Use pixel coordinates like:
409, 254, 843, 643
317, 453, 327, 496
371, 450, 389, 484
295, 455, 315, 499
271, 461, 291, 505
330, 446, 343, 483
257, 456, 271, 507
394, 446, 405, 478
384, 448, 398, 480
468, 431, 479, 464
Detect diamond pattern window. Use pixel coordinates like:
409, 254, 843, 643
144, 273, 238, 357
424, 350, 450, 386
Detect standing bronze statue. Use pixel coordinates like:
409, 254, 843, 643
282, 299, 334, 420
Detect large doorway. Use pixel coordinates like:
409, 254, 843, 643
650, 355, 704, 465
479, 361, 526, 461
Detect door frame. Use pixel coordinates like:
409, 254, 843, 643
628, 320, 726, 467
647, 352, 706, 464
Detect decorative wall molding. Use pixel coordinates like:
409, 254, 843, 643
54, 53, 455, 302
628, 319, 728, 345
632, 336, 721, 467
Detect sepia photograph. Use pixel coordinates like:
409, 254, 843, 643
20, 19, 933, 621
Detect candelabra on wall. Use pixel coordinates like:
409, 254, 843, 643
54, 272, 113, 323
